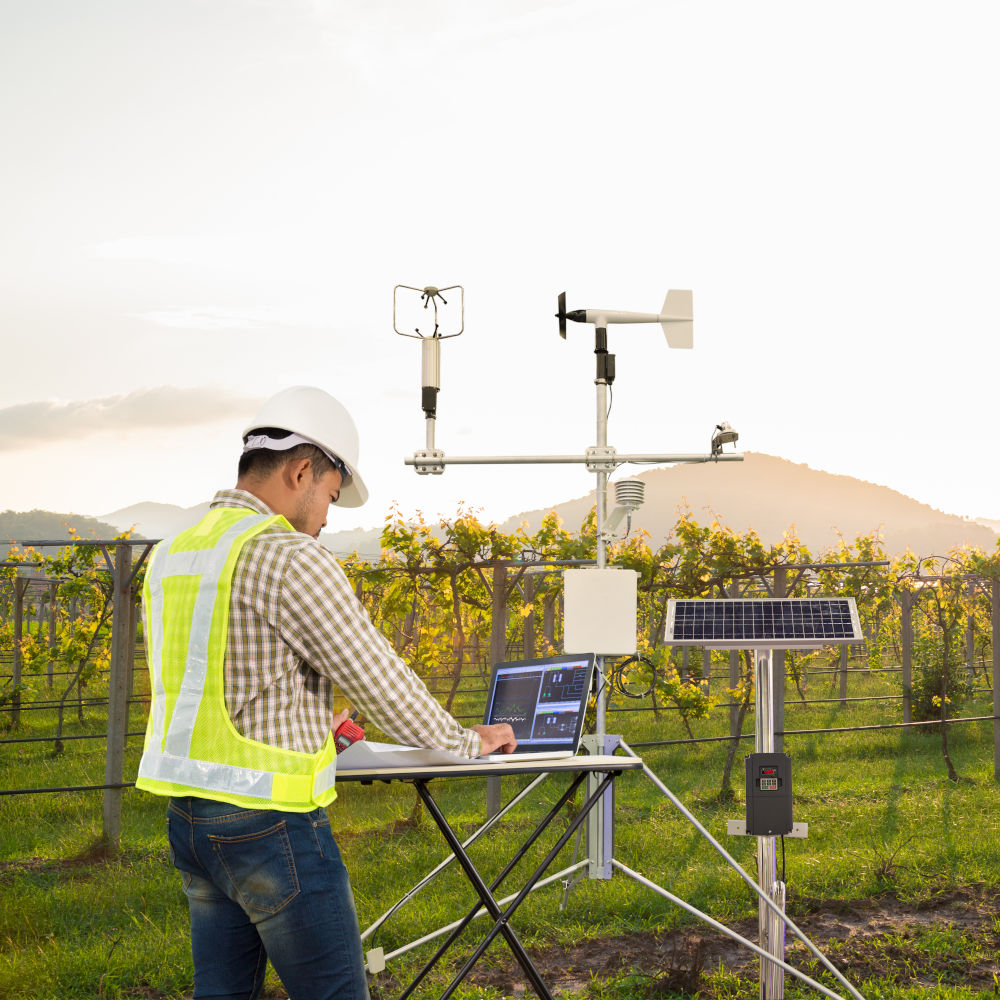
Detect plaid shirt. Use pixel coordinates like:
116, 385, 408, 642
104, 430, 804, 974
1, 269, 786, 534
208, 489, 480, 758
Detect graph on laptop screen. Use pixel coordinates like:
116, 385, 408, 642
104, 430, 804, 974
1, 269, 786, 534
484, 654, 594, 749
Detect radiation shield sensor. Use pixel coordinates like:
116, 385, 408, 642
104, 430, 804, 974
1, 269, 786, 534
394, 284, 464, 473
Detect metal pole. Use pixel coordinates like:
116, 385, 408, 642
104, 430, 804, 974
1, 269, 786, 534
405, 452, 745, 467
103, 543, 131, 846
772, 568, 786, 754
755, 649, 785, 999
595, 376, 608, 736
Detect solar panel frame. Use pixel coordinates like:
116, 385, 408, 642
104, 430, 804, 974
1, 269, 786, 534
664, 597, 862, 650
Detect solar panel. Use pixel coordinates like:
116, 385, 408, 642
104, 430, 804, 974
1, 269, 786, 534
664, 598, 862, 650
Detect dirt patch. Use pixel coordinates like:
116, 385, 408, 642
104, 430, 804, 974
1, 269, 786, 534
441, 886, 1000, 997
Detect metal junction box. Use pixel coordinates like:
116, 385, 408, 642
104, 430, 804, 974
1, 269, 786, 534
745, 752, 792, 836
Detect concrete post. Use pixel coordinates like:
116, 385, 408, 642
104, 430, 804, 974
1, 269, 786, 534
103, 543, 132, 847
542, 593, 555, 649
486, 564, 508, 819
11, 577, 27, 727
47, 581, 57, 688
522, 574, 536, 660
839, 645, 848, 706
901, 590, 913, 727
967, 579, 976, 682
992, 580, 1000, 782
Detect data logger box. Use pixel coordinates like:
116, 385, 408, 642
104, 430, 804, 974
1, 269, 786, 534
745, 752, 793, 836
563, 568, 638, 656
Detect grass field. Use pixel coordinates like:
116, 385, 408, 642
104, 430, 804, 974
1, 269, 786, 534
2, 655, 1000, 999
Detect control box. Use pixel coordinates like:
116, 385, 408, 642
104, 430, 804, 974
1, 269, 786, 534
744, 752, 792, 836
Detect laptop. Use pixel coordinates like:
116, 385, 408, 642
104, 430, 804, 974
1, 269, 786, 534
478, 653, 596, 762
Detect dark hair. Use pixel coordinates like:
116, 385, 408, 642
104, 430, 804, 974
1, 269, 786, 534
238, 427, 337, 480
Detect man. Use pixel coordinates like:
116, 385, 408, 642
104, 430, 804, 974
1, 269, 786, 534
136, 386, 516, 1000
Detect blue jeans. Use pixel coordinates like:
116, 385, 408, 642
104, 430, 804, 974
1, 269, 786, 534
166, 797, 370, 1000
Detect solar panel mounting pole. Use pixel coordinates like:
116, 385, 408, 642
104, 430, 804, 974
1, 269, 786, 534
755, 647, 786, 999
666, 598, 867, 1000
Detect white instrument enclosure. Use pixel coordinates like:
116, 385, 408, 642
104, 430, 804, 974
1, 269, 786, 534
563, 568, 638, 655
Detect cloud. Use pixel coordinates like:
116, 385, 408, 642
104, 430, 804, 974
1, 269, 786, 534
0, 387, 263, 451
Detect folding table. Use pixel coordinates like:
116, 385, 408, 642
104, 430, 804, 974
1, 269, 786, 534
337, 754, 643, 1000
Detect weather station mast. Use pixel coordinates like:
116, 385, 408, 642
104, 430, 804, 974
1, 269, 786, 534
375, 284, 869, 1000
395, 282, 742, 736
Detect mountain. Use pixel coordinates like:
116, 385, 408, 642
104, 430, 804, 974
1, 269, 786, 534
100, 501, 211, 540
92, 454, 997, 560
0, 509, 122, 559
500, 453, 998, 557
100, 501, 383, 557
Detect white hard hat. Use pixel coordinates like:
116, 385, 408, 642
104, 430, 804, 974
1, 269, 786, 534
242, 386, 369, 507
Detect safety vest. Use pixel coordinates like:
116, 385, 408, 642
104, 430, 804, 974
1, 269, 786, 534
135, 507, 338, 812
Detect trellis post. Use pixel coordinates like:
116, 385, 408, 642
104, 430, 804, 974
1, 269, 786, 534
901, 589, 913, 727
10, 577, 27, 728
47, 581, 57, 688
992, 579, 1000, 782
103, 543, 132, 846
486, 563, 508, 819
523, 574, 536, 659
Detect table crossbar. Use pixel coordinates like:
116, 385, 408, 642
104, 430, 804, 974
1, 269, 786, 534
414, 770, 618, 1000
399, 770, 589, 998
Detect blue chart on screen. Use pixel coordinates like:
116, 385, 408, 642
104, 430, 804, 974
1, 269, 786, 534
665, 598, 862, 649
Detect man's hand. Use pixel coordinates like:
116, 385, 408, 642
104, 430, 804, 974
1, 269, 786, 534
331, 708, 350, 733
471, 723, 517, 756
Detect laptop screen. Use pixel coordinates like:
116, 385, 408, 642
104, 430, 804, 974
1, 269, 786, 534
482, 653, 596, 753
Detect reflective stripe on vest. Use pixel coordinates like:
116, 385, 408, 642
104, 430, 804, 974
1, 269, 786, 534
136, 508, 338, 812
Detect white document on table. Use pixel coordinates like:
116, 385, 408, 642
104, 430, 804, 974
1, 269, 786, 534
336, 740, 472, 769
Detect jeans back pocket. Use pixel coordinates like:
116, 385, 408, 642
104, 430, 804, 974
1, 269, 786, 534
209, 820, 301, 917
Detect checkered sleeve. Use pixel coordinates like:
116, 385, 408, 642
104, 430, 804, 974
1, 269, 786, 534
276, 541, 481, 758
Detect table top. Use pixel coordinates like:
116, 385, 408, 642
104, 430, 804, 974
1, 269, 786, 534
335, 753, 643, 784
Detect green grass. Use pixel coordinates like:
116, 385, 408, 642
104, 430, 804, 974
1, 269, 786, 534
3, 659, 1000, 997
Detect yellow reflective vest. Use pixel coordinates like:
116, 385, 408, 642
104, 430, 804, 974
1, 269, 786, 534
135, 507, 338, 812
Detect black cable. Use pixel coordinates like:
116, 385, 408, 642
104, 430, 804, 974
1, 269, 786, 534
607, 384, 613, 419
780, 835, 786, 883
0, 730, 146, 746
0, 781, 135, 797
628, 713, 1000, 748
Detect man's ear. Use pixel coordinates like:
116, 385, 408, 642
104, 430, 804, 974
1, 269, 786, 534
283, 457, 313, 491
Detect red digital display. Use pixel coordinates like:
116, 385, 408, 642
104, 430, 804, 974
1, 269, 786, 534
761, 768, 776, 775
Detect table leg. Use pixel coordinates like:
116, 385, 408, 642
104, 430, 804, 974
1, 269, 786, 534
398, 771, 589, 998
415, 772, 618, 1000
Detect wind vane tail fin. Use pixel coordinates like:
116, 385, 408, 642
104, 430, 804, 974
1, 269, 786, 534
660, 290, 693, 349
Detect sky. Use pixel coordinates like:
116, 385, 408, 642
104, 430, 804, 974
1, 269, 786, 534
1, 0, 998, 532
